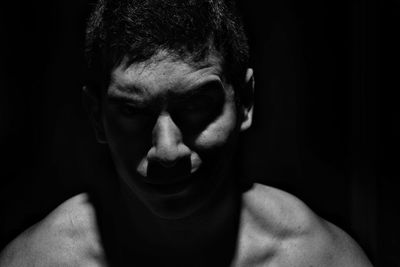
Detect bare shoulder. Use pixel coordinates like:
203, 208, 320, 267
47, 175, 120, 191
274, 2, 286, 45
233, 183, 373, 267
0, 193, 106, 267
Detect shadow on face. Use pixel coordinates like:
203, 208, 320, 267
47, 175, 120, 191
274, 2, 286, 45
84, 50, 254, 219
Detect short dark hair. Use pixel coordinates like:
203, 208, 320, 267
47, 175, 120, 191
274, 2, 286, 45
85, 0, 249, 95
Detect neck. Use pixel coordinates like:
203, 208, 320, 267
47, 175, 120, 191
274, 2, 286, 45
88, 162, 242, 265
129, 178, 238, 235
111, 176, 240, 265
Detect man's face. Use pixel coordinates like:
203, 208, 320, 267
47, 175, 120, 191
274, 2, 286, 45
96, 51, 249, 218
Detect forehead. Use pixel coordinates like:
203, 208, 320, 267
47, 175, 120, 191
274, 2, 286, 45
109, 51, 226, 96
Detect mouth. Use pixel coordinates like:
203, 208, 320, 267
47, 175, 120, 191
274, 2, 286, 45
139, 173, 199, 196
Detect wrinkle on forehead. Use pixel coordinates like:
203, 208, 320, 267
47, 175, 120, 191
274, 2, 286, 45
109, 49, 225, 96
122, 48, 223, 70
115, 49, 223, 77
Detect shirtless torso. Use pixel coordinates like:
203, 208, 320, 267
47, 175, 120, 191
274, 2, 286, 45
0, 183, 372, 267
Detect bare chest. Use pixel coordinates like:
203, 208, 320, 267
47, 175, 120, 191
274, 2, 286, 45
85, 222, 276, 267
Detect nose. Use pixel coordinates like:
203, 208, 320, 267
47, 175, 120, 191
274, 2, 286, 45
147, 112, 190, 167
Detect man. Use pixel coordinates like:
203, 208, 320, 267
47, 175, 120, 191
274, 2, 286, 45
0, 0, 372, 266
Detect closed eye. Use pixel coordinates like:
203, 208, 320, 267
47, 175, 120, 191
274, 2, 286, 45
181, 96, 213, 112
172, 91, 224, 132
117, 103, 155, 118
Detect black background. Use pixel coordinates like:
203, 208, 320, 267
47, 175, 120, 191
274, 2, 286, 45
0, 0, 398, 266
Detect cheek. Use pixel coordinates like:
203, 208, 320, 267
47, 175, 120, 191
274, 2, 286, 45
192, 101, 238, 150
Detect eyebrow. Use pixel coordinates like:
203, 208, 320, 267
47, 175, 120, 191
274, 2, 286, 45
107, 91, 147, 106
114, 83, 145, 95
106, 81, 150, 103
107, 79, 224, 104
171, 79, 224, 102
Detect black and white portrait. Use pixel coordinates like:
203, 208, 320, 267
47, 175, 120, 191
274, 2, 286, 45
0, 0, 395, 266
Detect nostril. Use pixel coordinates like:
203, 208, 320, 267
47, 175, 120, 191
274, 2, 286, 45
154, 148, 180, 167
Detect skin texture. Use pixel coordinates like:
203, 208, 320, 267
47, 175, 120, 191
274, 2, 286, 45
0, 185, 373, 266
0, 51, 373, 266
232, 184, 373, 267
0, 194, 106, 267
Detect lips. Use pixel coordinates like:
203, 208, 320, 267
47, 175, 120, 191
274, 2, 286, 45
142, 174, 197, 195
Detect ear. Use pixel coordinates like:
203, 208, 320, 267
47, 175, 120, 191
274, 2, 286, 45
239, 68, 254, 131
82, 86, 107, 144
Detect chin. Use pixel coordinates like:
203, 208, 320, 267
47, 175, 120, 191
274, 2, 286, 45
121, 171, 222, 220
143, 181, 217, 220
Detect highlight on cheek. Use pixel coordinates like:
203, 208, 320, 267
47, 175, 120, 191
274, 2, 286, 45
192, 101, 238, 149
